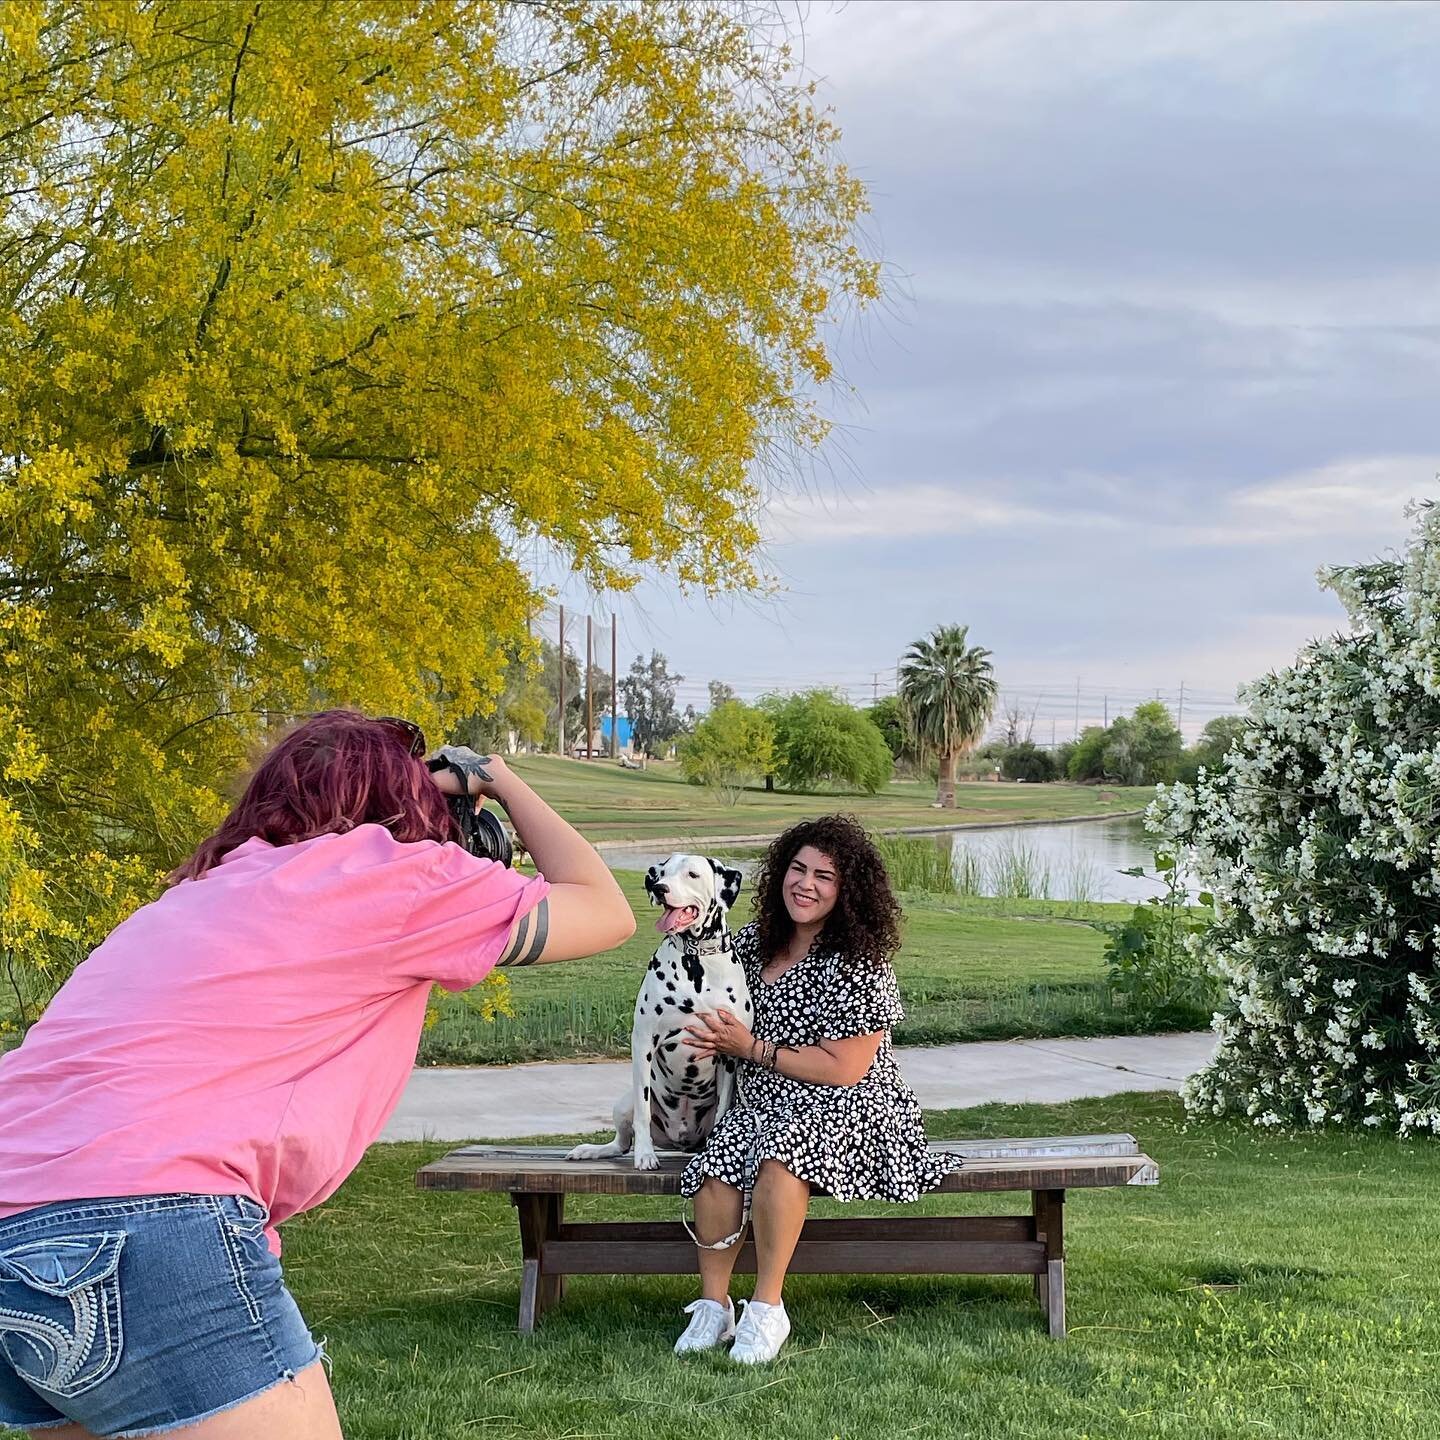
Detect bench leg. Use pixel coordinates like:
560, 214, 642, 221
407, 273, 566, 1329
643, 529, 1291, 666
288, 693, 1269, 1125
1045, 1258, 1066, 1339
1032, 1188, 1067, 1339
513, 1193, 565, 1334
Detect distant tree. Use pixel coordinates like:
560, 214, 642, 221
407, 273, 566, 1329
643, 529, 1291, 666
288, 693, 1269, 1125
1072, 703, 1182, 784
679, 701, 775, 805
1100, 715, 1138, 785
707, 680, 738, 710
899, 624, 998, 806
1066, 726, 1109, 782
764, 690, 892, 793
1128, 700, 1183, 783
454, 651, 549, 754
866, 695, 907, 760
999, 698, 1038, 747
1001, 741, 1058, 783
1176, 714, 1248, 782
621, 651, 684, 757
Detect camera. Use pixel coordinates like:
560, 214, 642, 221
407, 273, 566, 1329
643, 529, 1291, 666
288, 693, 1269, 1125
426, 753, 514, 868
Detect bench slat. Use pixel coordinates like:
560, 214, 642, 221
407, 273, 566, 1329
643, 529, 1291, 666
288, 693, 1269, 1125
416, 1150, 1158, 1195
542, 1236, 1048, 1277
555, 1215, 1035, 1245
440, 1134, 1140, 1166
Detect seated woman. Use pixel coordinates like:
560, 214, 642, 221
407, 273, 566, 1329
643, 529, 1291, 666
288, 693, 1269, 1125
679, 814, 961, 1364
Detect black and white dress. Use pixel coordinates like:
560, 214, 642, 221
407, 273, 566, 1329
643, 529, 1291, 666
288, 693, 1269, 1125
680, 922, 961, 1202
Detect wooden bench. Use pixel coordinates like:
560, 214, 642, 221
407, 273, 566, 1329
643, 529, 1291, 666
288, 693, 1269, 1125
415, 1133, 1158, 1339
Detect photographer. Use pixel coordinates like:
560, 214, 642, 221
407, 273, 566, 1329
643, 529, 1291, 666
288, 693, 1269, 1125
0, 710, 634, 1440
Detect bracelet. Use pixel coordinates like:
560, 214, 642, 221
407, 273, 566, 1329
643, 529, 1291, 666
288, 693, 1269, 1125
764, 1039, 780, 1070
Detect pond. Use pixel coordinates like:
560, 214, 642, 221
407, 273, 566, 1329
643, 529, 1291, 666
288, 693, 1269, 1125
596, 816, 1187, 905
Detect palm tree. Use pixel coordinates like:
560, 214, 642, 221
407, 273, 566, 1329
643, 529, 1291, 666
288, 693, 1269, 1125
899, 624, 998, 808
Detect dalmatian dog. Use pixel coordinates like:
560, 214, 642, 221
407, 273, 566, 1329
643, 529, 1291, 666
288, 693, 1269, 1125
567, 853, 749, 1170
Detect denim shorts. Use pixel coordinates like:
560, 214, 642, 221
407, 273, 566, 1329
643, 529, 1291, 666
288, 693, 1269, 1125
0, 1193, 321, 1438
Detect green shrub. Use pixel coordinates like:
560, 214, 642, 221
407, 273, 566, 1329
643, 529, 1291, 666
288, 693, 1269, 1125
1097, 850, 1215, 1014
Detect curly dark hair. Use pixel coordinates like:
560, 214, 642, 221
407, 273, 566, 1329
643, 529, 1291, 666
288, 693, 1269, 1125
752, 814, 902, 969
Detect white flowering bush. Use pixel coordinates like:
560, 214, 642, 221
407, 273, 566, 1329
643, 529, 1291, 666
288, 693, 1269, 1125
1152, 504, 1440, 1136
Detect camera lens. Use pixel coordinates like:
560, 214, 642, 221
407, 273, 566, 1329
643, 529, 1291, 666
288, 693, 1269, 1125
446, 793, 514, 868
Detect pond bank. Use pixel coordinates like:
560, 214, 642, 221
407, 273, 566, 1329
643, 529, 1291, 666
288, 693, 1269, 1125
592, 808, 1148, 857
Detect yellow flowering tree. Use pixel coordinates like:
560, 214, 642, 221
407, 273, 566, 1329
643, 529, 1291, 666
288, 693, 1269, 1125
0, 0, 877, 1017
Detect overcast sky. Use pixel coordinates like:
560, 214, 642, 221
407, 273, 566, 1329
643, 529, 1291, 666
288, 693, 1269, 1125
552, 0, 1438, 740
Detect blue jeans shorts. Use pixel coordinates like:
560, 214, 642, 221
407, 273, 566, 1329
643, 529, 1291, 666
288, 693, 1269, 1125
0, 1194, 321, 1437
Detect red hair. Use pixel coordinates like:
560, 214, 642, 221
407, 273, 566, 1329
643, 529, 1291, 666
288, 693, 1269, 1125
169, 710, 456, 883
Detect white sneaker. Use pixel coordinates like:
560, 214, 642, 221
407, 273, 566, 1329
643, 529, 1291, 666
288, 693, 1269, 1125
729, 1298, 790, 1364
674, 1298, 736, 1355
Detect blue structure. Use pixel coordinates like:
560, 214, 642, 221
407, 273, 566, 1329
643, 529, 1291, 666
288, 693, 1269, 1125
599, 715, 633, 749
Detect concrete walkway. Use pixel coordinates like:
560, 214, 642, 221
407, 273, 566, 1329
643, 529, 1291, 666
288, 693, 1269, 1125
379, 1031, 1215, 1142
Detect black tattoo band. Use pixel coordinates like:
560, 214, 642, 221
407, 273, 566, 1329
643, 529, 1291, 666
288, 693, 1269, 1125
499, 910, 530, 966
516, 899, 549, 966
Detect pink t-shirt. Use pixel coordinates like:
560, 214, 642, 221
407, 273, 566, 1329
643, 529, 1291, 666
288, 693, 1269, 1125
0, 824, 546, 1252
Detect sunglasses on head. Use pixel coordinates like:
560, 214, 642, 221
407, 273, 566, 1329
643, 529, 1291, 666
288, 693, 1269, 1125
375, 716, 427, 758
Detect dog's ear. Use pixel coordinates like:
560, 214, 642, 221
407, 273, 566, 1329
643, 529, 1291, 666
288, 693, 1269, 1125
712, 861, 743, 911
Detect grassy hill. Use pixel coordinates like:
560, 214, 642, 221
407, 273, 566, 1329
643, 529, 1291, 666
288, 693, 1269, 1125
507, 754, 1154, 842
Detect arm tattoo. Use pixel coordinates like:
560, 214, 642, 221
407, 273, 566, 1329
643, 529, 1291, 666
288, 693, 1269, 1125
433, 745, 495, 785
497, 900, 549, 967
517, 899, 549, 966
498, 910, 529, 966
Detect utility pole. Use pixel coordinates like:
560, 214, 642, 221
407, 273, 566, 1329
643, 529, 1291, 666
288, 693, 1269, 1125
1177, 680, 1186, 733
1050, 717, 1056, 748
557, 606, 566, 757
585, 615, 594, 761
1073, 676, 1081, 739
1103, 694, 1108, 727
611, 614, 618, 759
873, 671, 880, 704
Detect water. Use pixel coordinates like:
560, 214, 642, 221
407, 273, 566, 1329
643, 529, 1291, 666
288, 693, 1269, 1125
939, 817, 1177, 903
597, 817, 1185, 904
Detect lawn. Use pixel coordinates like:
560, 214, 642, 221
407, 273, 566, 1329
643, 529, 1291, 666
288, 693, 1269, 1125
506, 755, 1155, 842
418, 889, 1207, 1066
206, 1093, 1438, 1440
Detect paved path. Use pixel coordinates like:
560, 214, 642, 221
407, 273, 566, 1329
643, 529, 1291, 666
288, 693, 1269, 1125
380, 1031, 1215, 1142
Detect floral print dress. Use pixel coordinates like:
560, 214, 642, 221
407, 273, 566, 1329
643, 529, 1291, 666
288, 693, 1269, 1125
680, 922, 962, 1202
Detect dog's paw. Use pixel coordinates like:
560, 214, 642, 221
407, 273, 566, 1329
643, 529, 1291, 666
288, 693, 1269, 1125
633, 1150, 661, 1171
567, 1143, 611, 1161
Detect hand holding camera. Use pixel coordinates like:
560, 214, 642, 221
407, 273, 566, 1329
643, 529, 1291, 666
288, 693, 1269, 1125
426, 746, 516, 867
426, 746, 513, 800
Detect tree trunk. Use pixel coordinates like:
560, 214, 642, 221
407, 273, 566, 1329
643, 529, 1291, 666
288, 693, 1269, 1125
936, 749, 957, 808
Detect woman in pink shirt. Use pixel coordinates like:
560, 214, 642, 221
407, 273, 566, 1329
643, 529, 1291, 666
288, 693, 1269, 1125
0, 711, 635, 1439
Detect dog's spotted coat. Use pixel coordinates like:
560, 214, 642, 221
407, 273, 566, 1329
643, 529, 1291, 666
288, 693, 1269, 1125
567, 853, 749, 1170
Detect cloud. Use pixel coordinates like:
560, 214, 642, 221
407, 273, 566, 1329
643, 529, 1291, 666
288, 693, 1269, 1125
1224, 457, 1438, 542
547, 4, 1440, 707
764, 456, 1434, 549
766, 484, 1059, 542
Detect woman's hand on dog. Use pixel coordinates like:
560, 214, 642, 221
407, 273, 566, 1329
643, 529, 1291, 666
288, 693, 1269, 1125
684, 1007, 755, 1060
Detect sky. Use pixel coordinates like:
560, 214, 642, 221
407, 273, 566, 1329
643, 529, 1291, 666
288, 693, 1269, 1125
550, 0, 1439, 741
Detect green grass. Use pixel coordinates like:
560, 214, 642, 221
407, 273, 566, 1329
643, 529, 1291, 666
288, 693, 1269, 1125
418, 889, 1212, 1066
507, 754, 1154, 842
170, 1093, 1440, 1440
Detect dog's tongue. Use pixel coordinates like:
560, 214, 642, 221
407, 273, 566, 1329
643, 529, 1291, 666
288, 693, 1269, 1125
655, 905, 699, 934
